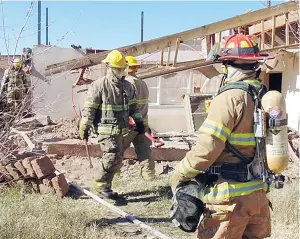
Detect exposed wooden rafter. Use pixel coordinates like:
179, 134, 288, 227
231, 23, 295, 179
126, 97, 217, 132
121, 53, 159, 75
44, 1, 298, 76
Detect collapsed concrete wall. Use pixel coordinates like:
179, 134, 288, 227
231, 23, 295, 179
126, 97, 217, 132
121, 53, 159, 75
31, 46, 104, 120
32, 47, 300, 134
31, 46, 210, 133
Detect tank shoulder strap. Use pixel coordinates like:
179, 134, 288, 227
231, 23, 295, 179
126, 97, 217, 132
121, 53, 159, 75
217, 81, 259, 101
216, 81, 263, 165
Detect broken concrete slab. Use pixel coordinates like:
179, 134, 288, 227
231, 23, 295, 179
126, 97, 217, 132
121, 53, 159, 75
16, 115, 51, 129
45, 138, 190, 161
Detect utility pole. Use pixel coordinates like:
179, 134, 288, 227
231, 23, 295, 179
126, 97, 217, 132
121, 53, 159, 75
267, 0, 271, 7
141, 11, 144, 42
46, 7, 49, 45
38, 0, 41, 45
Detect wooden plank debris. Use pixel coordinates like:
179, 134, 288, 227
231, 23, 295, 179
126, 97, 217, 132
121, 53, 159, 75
44, 2, 297, 76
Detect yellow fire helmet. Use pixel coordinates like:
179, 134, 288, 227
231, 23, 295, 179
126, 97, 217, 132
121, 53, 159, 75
12, 57, 22, 68
125, 56, 140, 67
102, 50, 127, 68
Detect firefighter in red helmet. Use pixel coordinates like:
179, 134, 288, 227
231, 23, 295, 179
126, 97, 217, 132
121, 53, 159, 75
170, 34, 288, 239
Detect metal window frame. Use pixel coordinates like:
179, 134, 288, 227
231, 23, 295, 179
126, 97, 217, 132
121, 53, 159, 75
150, 72, 194, 106
183, 93, 214, 133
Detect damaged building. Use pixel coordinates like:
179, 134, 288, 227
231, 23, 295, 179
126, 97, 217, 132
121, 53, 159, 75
29, 2, 299, 135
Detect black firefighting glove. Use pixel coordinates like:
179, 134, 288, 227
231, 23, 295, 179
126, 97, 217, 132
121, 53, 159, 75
135, 121, 145, 134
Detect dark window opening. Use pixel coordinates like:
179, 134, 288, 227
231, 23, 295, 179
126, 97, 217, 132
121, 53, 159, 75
269, 73, 282, 92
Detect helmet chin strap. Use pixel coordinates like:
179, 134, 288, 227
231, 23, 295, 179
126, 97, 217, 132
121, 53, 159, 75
219, 64, 228, 89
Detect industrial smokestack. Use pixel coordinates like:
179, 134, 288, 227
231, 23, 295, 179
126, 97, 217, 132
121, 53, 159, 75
38, 0, 41, 45
141, 11, 144, 42
46, 7, 49, 45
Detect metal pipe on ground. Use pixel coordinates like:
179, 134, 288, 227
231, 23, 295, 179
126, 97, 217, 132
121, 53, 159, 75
68, 181, 174, 239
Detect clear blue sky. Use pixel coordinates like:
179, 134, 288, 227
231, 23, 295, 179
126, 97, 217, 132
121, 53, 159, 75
0, 0, 285, 55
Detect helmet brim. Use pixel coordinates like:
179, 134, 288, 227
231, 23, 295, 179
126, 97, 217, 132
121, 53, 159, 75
128, 63, 140, 67
109, 64, 127, 69
218, 53, 275, 61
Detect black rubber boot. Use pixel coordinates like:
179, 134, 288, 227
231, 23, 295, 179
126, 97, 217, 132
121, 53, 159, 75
100, 189, 119, 200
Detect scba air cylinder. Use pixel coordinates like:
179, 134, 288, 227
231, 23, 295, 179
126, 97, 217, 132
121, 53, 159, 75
261, 90, 289, 174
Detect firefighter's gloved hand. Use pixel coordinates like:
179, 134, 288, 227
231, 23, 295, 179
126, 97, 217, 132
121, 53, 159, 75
135, 121, 145, 134
79, 125, 89, 140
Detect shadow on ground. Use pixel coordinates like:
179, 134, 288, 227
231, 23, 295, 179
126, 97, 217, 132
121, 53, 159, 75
123, 185, 172, 199
86, 216, 171, 228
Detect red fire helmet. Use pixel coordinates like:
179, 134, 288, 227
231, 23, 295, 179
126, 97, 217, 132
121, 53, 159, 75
218, 34, 274, 61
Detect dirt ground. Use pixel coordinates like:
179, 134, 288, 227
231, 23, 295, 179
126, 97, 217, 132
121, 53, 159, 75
51, 154, 300, 239
2, 120, 299, 239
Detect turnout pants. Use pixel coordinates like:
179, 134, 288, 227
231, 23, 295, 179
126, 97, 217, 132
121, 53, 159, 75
122, 129, 155, 178
197, 190, 271, 239
94, 134, 124, 191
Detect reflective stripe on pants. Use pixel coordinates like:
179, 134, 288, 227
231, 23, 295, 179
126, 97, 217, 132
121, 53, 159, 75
198, 189, 271, 239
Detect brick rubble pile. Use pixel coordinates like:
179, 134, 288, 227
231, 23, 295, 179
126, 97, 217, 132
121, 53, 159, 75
0, 155, 69, 198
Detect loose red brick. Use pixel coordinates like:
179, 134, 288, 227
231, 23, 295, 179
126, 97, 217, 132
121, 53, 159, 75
0, 168, 13, 182
22, 157, 38, 177
0, 173, 4, 182
14, 160, 27, 177
5, 163, 22, 180
31, 156, 55, 179
51, 174, 69, 198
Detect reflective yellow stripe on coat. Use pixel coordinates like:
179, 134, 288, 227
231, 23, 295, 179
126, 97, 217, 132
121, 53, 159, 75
177, 158, 201, 178
200, 119, 231, 143
202, 180, 267, 203
136, 98, 148, 105
229, 133, 256, 146
84, 101, 100, 109
97, 125, 129, 135
101, 104, 129, 111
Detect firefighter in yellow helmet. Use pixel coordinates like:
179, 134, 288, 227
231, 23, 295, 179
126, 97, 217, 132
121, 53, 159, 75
122, 56, 155, 180
79, 50, 145, 200
0, 57, 30, 111
171, 34, 276, 238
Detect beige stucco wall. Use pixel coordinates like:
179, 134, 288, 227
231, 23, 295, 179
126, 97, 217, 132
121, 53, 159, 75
263, 52, 300, 132
281, 53, 300, 132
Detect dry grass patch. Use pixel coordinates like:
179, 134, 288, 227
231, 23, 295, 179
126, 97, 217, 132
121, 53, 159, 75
0, 173, 298, 239
268, 180, 299, 239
